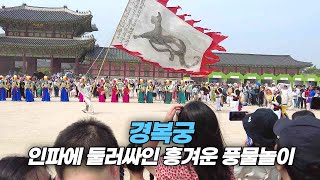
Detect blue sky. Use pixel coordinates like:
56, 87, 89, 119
1, 0, 319, 67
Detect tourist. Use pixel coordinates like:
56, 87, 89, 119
32, 78, 37, 98
292, 110, 316, 120
307, 85, 316, 110
274, 116, 320, 180
53, 79, 60, 97
235, 108, 280, 179
20, 78, 25, 99
146, 80, 154, 103
172, 81, 178, 102
0, 156, 53, 180
60, 76, 69, 102
185, 81, 192, 101
104, 80, 111, 98
152, 82, 157, 101
215, 86, 223, 111
36, 82, 42, 98
295, 85, 302, 108
144, 101, 235, 180
292, 88, 298, 108
301, 87, 307, 109
5, 77, 11, 99
126, 143, 154, 180
41, 76, 51, 102
192, 84, 200, 101
258, 86, 265, 107
117, 79, 124, 98
129, 80, 135, 98
53, 118, 123, 180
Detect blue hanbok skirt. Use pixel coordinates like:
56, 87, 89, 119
0, 87, 6, 101
12, 88, 22, 101
42, 88, 51, 102
25, 88, 34, 102
60, 88, 69, 102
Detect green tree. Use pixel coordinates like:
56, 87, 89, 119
302, 66, 320, 76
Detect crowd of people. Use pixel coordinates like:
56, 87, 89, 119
0, 100, 319, 180
1, 74, 320, 115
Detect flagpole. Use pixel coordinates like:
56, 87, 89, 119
85, 0, 131, 77
89, 0, 131, 94
96, 0, 132, 79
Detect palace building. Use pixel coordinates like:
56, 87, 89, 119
83, 47, 313, 84
0, 4, 96, 75
0, 4, 314, 84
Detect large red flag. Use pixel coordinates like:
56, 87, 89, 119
112, 0, 227, 75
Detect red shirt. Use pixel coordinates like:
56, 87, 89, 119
97, 86, 104, 94
123, 87, 130, 95
112, 87, 118, 94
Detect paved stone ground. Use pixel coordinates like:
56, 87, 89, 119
0, 97, 318, 178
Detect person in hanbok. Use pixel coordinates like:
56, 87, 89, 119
41, 76, 51, 102
60, 76, 69, 102
97, 78, 106, 103
226, 85, 233, 107
11, 75, 21, 101
76, 81, 95, 114
201, 83, 210, 102
77, 77, 84, 102
111, 79, 119, 103
24, 76, 34, 102
138, 79, 146, 103
146, 80, 154, 103
278, 84, 291, 117
164, 80, 173, 104
178, 80, 186, 104
230, 84, 240, 111
272, 89, 283, 119
97, 85, 106, 103
123, 84, 130, 103
265, 88, 273, 109
0, 75, 6, 101
210, 83, 217, 103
